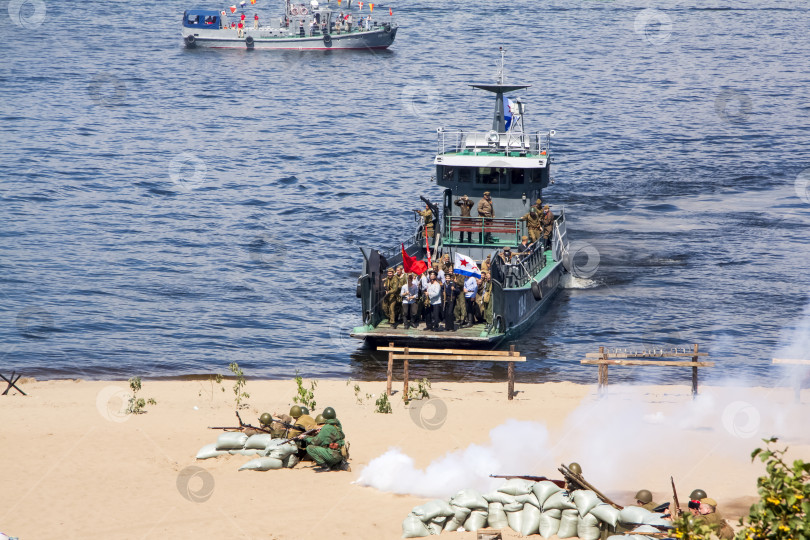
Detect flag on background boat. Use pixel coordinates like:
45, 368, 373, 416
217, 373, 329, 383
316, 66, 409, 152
401, 244, 428, 276
230, 5, 237, 13
504, 96, 518, 130
454, 252, 481, 278
370, 3, 374, 12
389, 7, 392, 15
359, 1, 363, 9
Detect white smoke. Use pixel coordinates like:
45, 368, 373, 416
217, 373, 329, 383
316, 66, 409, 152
357, 385, 809, 499
355, 419, 555, 498
774, 298, 810, 383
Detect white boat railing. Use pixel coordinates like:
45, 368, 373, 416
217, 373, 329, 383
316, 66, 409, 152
437, 129, 551, 156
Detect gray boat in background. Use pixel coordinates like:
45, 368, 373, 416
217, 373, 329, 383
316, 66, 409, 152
181, 0, 397, 50
351, 56, 573, 347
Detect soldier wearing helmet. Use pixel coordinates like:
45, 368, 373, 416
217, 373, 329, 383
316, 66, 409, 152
634, 489, 658, 511
299, 407, 350, 471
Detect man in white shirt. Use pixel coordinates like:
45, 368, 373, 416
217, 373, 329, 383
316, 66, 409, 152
426, 271, 443, 331
400, 273, 419, 330
463, 274, 478, 327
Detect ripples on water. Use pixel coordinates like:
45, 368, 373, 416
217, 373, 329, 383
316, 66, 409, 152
1, 0, 809, 384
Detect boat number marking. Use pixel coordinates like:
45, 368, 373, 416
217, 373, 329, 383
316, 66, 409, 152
518, 294, 526, 317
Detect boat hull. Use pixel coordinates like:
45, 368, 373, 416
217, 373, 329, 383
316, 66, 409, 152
182, 26, 397, 50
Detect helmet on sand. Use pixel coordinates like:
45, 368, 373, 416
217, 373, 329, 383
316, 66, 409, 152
301, 407, 310, 416
689, 489, 707, 501
322, 407, 336, 420
290, 405, 303, 419
259, 413, 272, 426
568, 462, 582, 475
635, 490, 653, 504
315, 414, 326, 425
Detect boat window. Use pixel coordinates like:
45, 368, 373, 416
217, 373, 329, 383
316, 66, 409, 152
511, 169, 525, 184
204, 15, 217, 25
457, 168, 473, 183
529, 169, 543, 183
187, 14, 200, 25
440, 166, 455, 182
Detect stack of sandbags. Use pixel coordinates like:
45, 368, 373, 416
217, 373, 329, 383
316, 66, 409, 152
195, 433, 301, 471
402, 500, 456, 538
607, 506, 673, 540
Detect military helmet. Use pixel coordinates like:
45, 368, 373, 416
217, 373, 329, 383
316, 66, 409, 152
259, 412, 272, 426
289, 405, 303, 419
322, 407, 336, 420
315, 414, 326, 425
635, 490, 653, 504
689, 489, 707, 501
300, 406, 310, 416
535, 198, 542, 205
568, 462, 582, 475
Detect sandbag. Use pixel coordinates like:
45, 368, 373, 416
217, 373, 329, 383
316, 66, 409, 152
538, 511, 561, 537
427, 516, 446, 535
503, 501, 524, 513
483, 491, 517, 505
195, 443, 227, 460
443, 504, 472, 532
463, 509, 488, 532
632, 525, 662, 534
543, 508, 562, 519
245, 433, 274, 450
573, 489, 601, 517
402, 514, 431, 538
238, 457, 283, 471
543, 490, 577, 511
619, 506, 652, 525
215, 432, 248, 450
557, 508, 580, 538
228, 449, 261, 456
265, 441, 298, 459
642, 513, 673, 528
578, 511, 602, 540
497, 478, 535, 496
532, 480, 563, 506
411, 500, 454, 522
520, 502, 542, 536
590, 503, 620, 527
515, 492, 541, 509
487, 502, 508, 530
451, 488, 488, 510
282, 454, 300, 468
505, 507, 523, 534
607, 536, 631, 540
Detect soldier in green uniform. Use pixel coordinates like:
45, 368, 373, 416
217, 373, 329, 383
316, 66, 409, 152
454, 195, 474, 242
633, 489, 658, 511
540, 204, 555, 250
452, 270, 467, 326
519, 207, 543, 243
394, 265, 406, 324
302, 407, 350, 471
417, 203, 434, 240
481, 254, 492, 273
694, 498, 734, 539
480, 271, 493, 326
383, 268, 400, 328
532, 198, 543, 214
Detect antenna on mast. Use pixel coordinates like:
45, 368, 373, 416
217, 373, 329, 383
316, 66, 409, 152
497, 46, 505, 84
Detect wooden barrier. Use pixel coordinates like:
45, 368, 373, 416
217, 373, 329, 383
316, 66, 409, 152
772, 358, 810, 403
378, 343, 525, 400
581, 344, 713, 398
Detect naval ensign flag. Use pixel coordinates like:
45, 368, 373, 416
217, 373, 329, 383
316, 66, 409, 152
453, 253, 481, 279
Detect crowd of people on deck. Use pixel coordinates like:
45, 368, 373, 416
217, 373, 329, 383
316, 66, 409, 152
221, 8, 377, 37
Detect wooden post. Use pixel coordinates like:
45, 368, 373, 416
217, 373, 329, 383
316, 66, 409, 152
602, 348, 609, 392
508, 345, 515, 400
403, 347, 409, 400
597, 346, 605, 393
691, 343, 699, 399
386, 342, 393, 396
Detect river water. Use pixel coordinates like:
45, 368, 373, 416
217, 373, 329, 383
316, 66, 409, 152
1, 0, 809, 385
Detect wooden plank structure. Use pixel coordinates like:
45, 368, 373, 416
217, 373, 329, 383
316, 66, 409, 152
772, 358, 810, 403
378, 343, 525, 400
581, 344, 713, 398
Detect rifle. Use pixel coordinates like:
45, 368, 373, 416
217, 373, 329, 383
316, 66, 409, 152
420, 196, 439, 219
281, 427, 321, 444
558, 463, 623, 510
671, 476, 682, 517
208, 412, 276, 435
489, 475, 566, 488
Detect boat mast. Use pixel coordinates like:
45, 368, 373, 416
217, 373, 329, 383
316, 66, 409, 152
471, 48, 530, 133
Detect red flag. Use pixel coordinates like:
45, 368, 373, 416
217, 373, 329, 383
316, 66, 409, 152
389, 7, 392, 15
401, 244, 428, 276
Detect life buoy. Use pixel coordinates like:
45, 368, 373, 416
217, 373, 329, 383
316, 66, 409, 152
531, 281, 543, 301
290, 6, 299, 15
185, 34, 196, 47
245, 35, 254, 48
323, 33, 332, 47
300, 7, 308, 15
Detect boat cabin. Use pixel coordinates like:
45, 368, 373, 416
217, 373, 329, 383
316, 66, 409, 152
183, 10, 223, 29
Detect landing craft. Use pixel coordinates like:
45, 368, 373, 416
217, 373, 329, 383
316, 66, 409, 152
352, 53, 573, 346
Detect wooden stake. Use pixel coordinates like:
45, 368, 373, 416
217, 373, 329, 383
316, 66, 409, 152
403, 347, 409, 400
386, 342, 393, 396
691, 343, 699, 399
508, 345, 515, 400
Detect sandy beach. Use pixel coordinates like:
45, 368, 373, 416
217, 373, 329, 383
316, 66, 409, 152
0, 378, 807, 540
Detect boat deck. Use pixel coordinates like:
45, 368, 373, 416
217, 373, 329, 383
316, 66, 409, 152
350, 319, 505, 346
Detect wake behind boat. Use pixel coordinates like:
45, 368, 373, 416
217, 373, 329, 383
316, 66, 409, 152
182, 0, 397, 50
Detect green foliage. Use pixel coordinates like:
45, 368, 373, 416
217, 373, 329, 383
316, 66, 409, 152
374, 392, 392, 414
346, 380, 373, 405
228, 362, 250, 409
672, 511, 717, 540
199, 373, 225, 399
126, 376, 156, 414
742, 437, 810, 540
407, 378, 431, 401
293, 371, 317, 410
